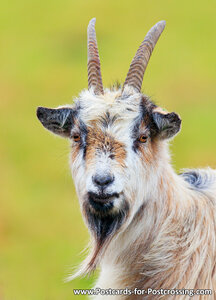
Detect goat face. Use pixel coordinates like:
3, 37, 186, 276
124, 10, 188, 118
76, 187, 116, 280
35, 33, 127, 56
36, 19, 181, 244
37, 86, 181, 243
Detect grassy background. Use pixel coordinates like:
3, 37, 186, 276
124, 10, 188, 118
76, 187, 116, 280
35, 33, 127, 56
0, 0, 216, 299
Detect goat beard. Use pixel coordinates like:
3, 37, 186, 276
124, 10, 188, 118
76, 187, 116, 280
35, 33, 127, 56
82, 200, 129, 273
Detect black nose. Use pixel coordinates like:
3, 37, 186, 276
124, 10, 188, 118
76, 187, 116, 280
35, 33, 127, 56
93, 174, 114, 188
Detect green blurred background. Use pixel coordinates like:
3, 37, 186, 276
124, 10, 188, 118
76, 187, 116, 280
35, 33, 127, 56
0, 0, 215, 299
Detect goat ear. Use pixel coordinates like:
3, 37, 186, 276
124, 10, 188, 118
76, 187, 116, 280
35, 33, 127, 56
36, 107, 75, 138
152, 109, 181, 139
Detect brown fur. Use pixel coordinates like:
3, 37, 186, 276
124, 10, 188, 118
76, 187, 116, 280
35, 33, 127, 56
86, 125, 126, 168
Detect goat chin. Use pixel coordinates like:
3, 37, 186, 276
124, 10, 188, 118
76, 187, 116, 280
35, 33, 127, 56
83, 196, 130, 245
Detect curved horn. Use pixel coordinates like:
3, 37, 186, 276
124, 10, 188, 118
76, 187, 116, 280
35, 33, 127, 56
87, 18, 104, 95
123, 21, 166, 93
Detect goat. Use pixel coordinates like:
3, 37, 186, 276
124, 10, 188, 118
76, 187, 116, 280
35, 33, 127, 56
37, 18, 216, 299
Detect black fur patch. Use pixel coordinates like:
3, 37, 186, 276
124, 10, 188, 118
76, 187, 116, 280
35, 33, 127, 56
78, 120, 88, 159
37, 107, 76, 137
180, 170, 215, 190
131, 116, 147, 152
131, 96, 156, 152
89, 198, 114, 214
84, 200, 129, 245
152, 112, 181, 139
88, 192, 119, 214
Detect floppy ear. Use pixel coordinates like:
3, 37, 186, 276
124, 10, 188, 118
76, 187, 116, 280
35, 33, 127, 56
36, 107, 75, 138
152, 108, 181, 139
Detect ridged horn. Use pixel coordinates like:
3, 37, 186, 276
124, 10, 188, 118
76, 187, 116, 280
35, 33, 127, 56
123, 21, 166, 93
87, 18, 104, 95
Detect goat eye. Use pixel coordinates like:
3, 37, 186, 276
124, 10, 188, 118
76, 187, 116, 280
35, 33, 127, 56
72, 134, 81, 142
138, 135, 148, 143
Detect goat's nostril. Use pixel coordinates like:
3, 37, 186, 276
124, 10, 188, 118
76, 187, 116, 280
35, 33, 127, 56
93, 174, 114, 187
